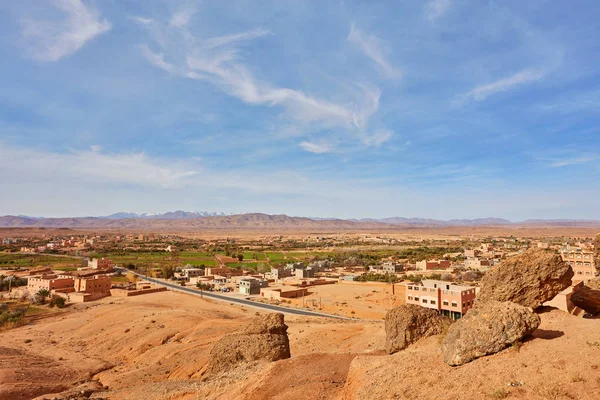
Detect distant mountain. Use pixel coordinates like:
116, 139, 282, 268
1, 213, 599, 230
103, 211, 227, 220
353, 217, 513, 226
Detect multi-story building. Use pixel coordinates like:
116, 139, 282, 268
405, 280, 477, 320
561, 248, 597, 282
382, 261, 404, 273
73, 275, 112, 294
27, 274, 75, 293
416, 260, 451, 271
239, 278, 268, 295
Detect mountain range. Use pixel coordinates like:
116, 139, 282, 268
1, 212, 600, 229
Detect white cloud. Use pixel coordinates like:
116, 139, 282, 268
347, 24, 401, 79
129, 16, 153, 25
550, 156, 595, 168
20, 0, 111, 62
299, 141, 333, 154
140, 45, 176, 73
202, 28, 272, 49
466, 69, 545, 101
138, 16, 387, 148
169, 6, 196, 28
360, 129, 393, 147
0, 145, 197, 189
427, 0, 452, 21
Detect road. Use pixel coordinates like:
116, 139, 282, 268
120, 269, 352, 320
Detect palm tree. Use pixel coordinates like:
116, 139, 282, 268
36, 289, 51, 304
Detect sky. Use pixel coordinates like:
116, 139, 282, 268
1, 0, 599, 220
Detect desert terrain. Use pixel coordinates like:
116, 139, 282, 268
0, 289, 598, 400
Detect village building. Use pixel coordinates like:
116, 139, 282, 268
260, 287, 308, 300
416, 260, 451, 271
405, 280, 477, 320
238, 278, 269, 295
382, 261, 404, 273
560, 247, 597, 282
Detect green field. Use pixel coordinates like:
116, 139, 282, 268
0, 254, 82, 269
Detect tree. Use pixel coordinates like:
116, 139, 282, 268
237, 254, 244, 262
49, 295, 66, 308
161, 265, 175, 279
35, 289, 51, 305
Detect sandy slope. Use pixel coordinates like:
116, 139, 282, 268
1, 291, 598, 400
342, 309, 600, 400
0, 291, 383, 400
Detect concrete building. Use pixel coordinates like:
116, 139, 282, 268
87, 258, 112, 269
382, 261, 404, 273
295, 268, 315, 279
416, 260, 451, 271
405, 280, 476, 320
180, 268, 204, 280
268, 266, 293, 280
27, 274, 75, 293
239, 278, 268, 295
260, 287, 308, 300
73, 275, 112, 294
464, 257, 491, 271
561, 248, 597, 282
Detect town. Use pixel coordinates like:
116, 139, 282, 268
1, 229, 597, 320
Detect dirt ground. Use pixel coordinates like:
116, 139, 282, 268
281, 281, 402, 320
1, 290, 599, 400
0, 291, 383, 400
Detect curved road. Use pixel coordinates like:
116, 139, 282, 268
120, 269, 352, 320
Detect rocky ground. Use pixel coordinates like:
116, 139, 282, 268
0, 289, 598, 399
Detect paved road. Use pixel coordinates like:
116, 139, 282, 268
120, 269, 351, 320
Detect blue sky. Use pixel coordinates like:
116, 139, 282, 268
1, 0, 599, 220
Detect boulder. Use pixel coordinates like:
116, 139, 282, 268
385, 305, 452, 354
441, 300, 540, 366
205, 313, 290, 374
571, 279, 600, 315
478, 249, 573, 308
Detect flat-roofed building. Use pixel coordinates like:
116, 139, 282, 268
416, 260, 451, 271
405, 280, 476, 320
239, 278, 268, 295
561, 248, 597, 282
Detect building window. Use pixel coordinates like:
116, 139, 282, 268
451, 302, 458, 307
407, 286, 413, 290
414, 287, 419, 291
408, 296, 413, 300
422, 299, 428, 304
443, 301, 449, 306
430, 300, 436, 305
414, 297, 419, 301
462, 303, 466, 308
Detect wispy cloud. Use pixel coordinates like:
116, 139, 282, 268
360, 129, 393, 147
169, 6, 196, 28
427, 0, 452, 21
138, 15, 386, 146
129, 16, 153, 25
465, 68, 545, 101
549, 156, 596, 168
202, 28, 271, 49
299, 141, 333, 154
347, 24, 401, 79
20, 0, 111, 62
0, 144, 197, 189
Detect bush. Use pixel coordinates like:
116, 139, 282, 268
49, 295, 66, 309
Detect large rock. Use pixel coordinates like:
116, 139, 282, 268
478, 249, 573, 308
441, 300, 541, 366
385, 305, 452, 354
205, 313, 291, 374
571, 279, 600, 315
